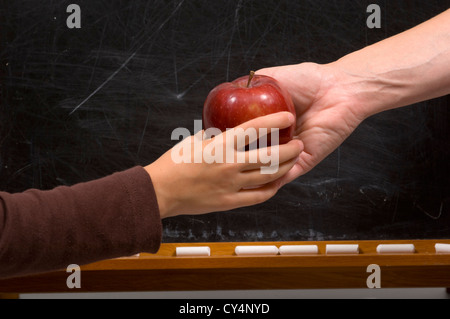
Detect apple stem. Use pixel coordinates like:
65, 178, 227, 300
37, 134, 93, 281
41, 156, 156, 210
246, 71, 256, 88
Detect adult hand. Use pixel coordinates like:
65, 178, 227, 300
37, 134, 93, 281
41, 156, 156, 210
257, 63, 365, 184
258, 10, 450, 186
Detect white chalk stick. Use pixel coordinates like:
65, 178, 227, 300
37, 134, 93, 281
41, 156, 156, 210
326, 244, 359, 254
279, 245, 319, 255
376, 244, 415, 254
235, 245, 279, 256
176, 246, 211, 257
435, 243, 450, 254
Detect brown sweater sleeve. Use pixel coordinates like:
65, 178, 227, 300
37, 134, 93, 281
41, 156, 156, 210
0, 166, 162, 279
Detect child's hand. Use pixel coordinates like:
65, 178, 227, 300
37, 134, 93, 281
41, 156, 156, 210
145, 112, 303, 218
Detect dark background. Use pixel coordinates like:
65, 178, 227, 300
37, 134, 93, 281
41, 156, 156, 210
1, 0, 449, 242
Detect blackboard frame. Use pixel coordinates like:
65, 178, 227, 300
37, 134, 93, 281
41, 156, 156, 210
1, 1, 450, 289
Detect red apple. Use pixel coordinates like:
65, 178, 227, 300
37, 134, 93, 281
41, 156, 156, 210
202, 71, 296, 145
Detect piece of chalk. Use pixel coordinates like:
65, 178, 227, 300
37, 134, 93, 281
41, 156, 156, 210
235, 245, 279, 256
377, 244, 415, 254
176, 246, 211, 257
326, 244, 359, 254
435, 243, 450, 254
279, 245, 319, 255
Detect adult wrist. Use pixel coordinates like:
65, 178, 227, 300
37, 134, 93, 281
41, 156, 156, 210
324, 59, 398, 121
314, 61, 372, 123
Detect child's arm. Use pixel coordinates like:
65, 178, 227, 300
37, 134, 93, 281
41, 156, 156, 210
0, 112, 301, 279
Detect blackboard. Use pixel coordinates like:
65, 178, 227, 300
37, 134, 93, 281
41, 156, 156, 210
1, 0, 449, 243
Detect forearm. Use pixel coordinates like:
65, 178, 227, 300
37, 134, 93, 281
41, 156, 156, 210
0, 167, 162, 279
329, 9, 450, 118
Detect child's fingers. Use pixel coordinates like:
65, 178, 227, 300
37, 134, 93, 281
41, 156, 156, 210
232, 181, 281, 208
239, 139, 303, 171
240, 156, 299, 188
231, 111, 295, 146
237, 111, 295, 131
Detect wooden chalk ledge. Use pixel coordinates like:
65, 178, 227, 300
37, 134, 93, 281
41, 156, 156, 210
0, 239, 450, 293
